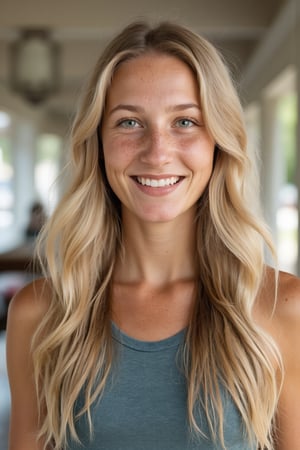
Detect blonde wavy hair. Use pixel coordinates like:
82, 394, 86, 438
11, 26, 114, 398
33, 20, 281, 450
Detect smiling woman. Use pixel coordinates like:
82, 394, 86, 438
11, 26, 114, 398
101, 53, 215, 223
6, 20, 300, 450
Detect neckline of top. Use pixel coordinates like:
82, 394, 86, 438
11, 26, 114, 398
111, 322, 186, 352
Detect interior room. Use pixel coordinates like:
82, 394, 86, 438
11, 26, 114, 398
0, 1, 299, 448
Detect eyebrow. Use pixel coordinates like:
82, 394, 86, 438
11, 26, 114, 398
109, 104, 144, 115
108, 103, 201, 116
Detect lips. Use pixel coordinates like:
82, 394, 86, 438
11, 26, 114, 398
135, 176, 181, 187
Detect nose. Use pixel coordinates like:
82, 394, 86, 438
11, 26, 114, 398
139, 127, 172, 166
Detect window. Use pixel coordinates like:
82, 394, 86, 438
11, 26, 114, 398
35, 133, 62, 213
0, 111, 14, 228
276, 92, 298, 274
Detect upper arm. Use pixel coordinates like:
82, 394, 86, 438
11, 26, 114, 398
6, 279, 50, 450
273, 272, 300, 449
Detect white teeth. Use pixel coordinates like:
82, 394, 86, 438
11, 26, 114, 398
137, 177, 180, 187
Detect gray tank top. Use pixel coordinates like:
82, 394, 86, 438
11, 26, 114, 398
67, 323, 255, 449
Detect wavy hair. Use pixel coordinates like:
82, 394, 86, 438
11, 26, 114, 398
33, 20, 282, 449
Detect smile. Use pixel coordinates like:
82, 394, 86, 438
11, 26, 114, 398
136, 176, 180, 187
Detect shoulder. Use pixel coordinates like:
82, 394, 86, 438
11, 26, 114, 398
257, 268, 300, 447
8, 277, 52, 325
254, 267, 300, 366
6, 279, 52, 449
276, 270, 300, 321
273, 270, 300, 362
273, 270, 300, 357
6, 277, 53, 385
255, 266, 300, 324
6, 279, 51, 353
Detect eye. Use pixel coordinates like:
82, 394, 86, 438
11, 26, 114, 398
117, 118, 141, 129
175, 118, 196, 128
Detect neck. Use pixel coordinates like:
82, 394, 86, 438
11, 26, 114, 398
115, 213, 198, 287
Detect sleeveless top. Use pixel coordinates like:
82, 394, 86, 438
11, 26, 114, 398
67, 323, 256, 450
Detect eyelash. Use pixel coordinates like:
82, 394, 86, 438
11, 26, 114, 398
116, 118, 141, 128
115, 116, 200, 129
175, 118, 198, 128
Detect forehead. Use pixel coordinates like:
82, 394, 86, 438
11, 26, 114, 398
105, 52, 200, 106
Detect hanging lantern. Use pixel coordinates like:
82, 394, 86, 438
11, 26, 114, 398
9, 29, 60, 105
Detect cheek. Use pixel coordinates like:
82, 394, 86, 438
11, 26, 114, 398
103, 136, 138, 167
102, 137, 139, 195
183, 138, 215, 172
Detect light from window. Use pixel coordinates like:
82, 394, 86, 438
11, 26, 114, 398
0, 111, 14, 228
35, 133, 61, 213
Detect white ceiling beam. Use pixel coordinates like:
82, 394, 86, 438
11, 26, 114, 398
241, 0, 299, 89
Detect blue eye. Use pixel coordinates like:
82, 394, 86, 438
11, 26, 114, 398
118, 119, 139, 128
176, 118, 194, 128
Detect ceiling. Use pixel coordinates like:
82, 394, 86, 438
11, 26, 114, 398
0, 0, 288, 122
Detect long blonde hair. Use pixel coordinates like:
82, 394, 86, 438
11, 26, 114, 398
33, 20, 281, 449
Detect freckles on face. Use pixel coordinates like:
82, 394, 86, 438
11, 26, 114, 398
100, 52, 215, 223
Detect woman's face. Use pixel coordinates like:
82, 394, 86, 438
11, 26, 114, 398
101, 52, 215, 225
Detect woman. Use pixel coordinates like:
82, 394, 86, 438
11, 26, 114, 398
6, 20, 300, 450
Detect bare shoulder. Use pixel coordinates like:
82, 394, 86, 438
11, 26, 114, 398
255, 266, 300, 323
6, 279, 53, 449
276, 270, 300, 319
257, 268, 300, 448
254, 266, 300, 371
6, 277, 53, 372
272, 269, 300, 354
7, 277, 52, 327
274, 273, 300, 448
6, 277, 53, 384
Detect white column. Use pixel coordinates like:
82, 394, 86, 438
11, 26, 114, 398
260, 96, 285, 248
12, 120, 37, 242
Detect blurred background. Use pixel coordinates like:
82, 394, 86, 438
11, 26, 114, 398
0, 0, 299, 447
